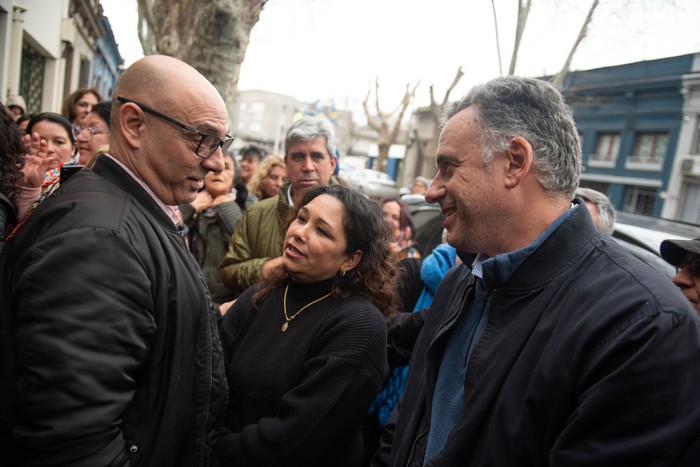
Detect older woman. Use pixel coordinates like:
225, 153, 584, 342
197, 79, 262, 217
73, 100, 111, 166
180, 152, 242, 305
217, 184, 397, 466
247, 154, 287, 201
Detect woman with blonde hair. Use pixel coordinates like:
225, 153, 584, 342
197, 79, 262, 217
247, 154, 287, 201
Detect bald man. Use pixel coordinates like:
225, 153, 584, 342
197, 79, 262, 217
0, 56, 231, 466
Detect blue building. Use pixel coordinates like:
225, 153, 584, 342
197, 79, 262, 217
91, 3, 123, 99
560, 54, 696, 216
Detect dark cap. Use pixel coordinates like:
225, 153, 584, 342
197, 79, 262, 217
660, 238, 700, 267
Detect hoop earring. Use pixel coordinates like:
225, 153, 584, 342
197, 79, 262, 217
339, 269, 345, 277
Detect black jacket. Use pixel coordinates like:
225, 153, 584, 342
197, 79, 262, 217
373, 205, 700, 466
0, 155, 228, 466
0, 192, 17, 254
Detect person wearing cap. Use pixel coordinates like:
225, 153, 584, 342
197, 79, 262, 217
661, 237, 700, 314
5, 94, 26, 121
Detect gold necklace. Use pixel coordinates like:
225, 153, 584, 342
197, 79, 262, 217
282, 285, 333, 332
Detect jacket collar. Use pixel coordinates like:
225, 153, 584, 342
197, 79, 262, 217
91, 154, 178, 232
505, 201, 599, 289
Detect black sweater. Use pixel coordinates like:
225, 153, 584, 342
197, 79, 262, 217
217, 280, 388, 466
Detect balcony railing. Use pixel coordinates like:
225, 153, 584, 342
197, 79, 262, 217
625, 155, 663, 171
587, 154, 616, 168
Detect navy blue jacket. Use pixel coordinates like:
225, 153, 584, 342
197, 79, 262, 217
373, 205, 700, 466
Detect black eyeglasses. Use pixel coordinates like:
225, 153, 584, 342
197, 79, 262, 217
677, 258, 700, 278
116, 96, 234, 158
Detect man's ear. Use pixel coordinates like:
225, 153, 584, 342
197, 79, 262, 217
503, 136, 534, 189
118, 102, 144, 150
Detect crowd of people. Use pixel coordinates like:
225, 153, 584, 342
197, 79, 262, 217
1, 55, 699, 467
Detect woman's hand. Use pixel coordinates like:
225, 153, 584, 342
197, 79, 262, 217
191, 191, 213, 212
20, 132, 60, 188
211, 193, 234, 207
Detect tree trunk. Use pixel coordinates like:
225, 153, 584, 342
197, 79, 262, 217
135, 0, 267, 127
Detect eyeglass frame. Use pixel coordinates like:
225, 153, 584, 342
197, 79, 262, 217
676, 257, 700, 278
72, 124, 107, 141
116, 96, 234, 158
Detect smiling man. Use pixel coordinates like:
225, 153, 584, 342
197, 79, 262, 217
220, 116, 338, 295
372, 76, 700, 466
0, 55, 230, 466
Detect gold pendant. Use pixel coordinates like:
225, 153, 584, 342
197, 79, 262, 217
281, 321, 289, 332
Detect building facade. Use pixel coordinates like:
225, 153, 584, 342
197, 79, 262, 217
1, 0, 122, 114
661, 54, 700, 223
562, 53, 698, 218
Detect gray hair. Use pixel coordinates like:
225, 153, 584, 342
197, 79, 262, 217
442, 76, 581, 198
575, 187, 616, 235
284, 116, 337, 159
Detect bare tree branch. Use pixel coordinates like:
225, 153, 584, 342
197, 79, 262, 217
442, 66, 464, 107
508, 0, 532, 75
552, 0, 600, 88
363, 82, 382, 133
490, 0, 503, 76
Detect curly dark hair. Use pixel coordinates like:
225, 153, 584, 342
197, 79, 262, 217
1, 102, 27, 205
253, 185, 398, 317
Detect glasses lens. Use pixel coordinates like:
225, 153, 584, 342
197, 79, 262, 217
197, 135, 234, 158
72, 125, 82, 140
196, 135, 219, 158
221, 136, 234, 154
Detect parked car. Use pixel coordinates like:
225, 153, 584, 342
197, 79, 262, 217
338, 167, 399, 199
613, 211, 699, 277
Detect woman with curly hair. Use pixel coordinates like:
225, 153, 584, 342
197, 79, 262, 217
217, 184, 397, 466
0, 102, 26, 250
247, 154, 287, 201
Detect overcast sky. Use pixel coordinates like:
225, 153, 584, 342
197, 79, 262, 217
101, 0, 700, 111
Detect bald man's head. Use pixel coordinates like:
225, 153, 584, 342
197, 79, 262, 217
109, 55, 231, 206
111, 55, 224, 129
